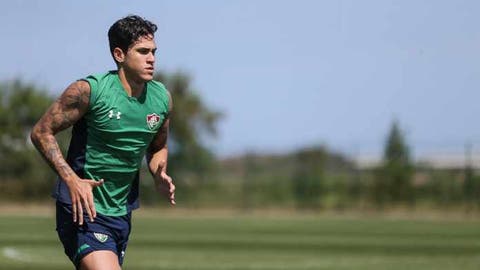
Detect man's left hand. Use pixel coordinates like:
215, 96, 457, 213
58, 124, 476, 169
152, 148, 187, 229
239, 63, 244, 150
155, 171, 176, 205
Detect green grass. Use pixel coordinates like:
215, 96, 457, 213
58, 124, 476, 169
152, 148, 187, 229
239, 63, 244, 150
0, 212, 479, 269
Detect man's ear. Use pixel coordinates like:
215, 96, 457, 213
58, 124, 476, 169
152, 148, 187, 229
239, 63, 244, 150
113, 47, 125, 63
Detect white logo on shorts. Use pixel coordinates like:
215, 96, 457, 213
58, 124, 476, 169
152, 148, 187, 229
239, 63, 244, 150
93, 232, 109, 243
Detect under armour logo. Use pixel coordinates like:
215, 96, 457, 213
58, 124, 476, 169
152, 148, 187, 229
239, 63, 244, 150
108, 110, 122, 119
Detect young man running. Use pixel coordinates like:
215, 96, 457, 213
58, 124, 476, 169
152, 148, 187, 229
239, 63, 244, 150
30, 15, 175, 269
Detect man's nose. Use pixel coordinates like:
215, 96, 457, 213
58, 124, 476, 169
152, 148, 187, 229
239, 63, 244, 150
147, 52, 155, 63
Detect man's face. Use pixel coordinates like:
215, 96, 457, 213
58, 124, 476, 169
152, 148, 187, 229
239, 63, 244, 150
122, 35, 157, 82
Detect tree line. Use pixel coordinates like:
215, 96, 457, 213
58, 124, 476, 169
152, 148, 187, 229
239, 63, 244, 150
0, 74, 479, 212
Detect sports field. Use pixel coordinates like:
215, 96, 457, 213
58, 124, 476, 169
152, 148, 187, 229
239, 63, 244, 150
1, 210, 479, 270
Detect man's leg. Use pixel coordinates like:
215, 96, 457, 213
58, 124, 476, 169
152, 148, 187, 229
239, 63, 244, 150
80, 250, 121, 270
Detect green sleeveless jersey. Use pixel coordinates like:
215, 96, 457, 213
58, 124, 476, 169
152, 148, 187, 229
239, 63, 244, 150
54, 71, 170, 216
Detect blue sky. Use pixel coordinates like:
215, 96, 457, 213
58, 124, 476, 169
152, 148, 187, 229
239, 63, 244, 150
1, 1, 479, 158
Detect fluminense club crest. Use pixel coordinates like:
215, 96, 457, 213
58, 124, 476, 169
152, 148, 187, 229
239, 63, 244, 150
146, 113, 161, 130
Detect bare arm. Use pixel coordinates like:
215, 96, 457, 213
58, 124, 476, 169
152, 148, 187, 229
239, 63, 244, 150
146, 92, 175, 205
146, 117, 170, 175
31, 81, 89, 179
30, 80, 103, 224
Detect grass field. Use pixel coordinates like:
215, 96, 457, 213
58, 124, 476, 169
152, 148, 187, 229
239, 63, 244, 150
0, 210, 479, 270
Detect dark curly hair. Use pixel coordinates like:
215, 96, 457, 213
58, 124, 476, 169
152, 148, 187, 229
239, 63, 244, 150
108, 15, 158, 63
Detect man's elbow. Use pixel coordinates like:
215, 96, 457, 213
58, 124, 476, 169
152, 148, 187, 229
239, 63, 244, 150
30, 124, 42, 146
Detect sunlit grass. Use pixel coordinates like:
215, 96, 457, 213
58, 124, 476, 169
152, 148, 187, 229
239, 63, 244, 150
1, 212, 479, 269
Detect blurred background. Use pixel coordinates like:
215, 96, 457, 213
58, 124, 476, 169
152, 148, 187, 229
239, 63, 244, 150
1, 0, 480, 213
2, 1, 480, 269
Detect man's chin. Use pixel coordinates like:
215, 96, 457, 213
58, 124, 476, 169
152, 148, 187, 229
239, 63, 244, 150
141, 74, 154, 82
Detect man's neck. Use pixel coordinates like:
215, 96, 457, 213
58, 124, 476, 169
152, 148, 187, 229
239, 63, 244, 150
117, 69, 145, 97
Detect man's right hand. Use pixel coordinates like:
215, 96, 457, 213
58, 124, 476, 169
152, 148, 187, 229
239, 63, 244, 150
67, 178, 104, 225
30, 80, 98, 225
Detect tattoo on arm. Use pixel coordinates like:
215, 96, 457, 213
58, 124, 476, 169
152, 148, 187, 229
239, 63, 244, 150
49, 82, 90, 132
37, 135, 74, 178
31, 81, 90, 180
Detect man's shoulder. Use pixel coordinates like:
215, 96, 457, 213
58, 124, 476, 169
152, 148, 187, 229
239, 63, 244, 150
83, 70, 117, 83
148, 79, 167, 91
147, 80, 170, 109
147, 79, 170, 99
82, 71, 121, 94
81, 71, 119, 107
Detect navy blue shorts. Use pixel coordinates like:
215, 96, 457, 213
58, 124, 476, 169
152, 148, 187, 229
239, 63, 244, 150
55, 201, 132, 268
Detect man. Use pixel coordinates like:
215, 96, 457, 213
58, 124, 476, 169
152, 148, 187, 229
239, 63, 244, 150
30, 15, 175, 269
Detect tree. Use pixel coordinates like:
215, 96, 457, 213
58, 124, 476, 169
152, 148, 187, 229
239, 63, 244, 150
463, 143, 480, 210
376, 120, 414, 206
292, 147, 325, 209
0, 80, 60, 199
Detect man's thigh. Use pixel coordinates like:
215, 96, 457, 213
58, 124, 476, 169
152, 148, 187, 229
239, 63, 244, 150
80, 250, 121, 270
